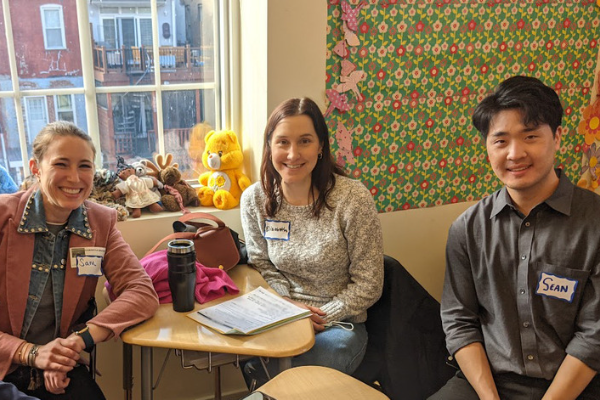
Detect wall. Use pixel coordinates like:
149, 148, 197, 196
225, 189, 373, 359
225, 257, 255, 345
95, 1, 463, 399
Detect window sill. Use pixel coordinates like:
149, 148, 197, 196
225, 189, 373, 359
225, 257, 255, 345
115, 204, 240, 224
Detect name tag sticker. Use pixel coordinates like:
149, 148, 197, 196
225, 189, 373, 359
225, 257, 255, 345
535, 272, 578, 303
69, 247, 105, 277
264, 220, 291, 241
75, 255, 103, 276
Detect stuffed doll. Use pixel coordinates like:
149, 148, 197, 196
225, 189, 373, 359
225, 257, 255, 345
111, 156, 164, 218
88, 168, 129, 221
151, 153, 199, 213
197, 130, 251, 210
0, 165, 18, 194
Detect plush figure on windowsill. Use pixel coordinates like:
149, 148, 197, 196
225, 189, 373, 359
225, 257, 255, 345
88, 168, 129, 221
197, 129, 251, 210
0, 165, 18, 194
112, 156, 164, 218
132, 159, 163, 196
150, 153, 200, 213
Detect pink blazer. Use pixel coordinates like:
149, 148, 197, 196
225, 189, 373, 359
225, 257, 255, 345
0, 188, 159, 378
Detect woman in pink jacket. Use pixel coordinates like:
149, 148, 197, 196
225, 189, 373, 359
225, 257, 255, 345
0, 121, 159, 399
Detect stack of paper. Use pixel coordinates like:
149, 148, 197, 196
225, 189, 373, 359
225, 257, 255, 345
187, 286, 311, 335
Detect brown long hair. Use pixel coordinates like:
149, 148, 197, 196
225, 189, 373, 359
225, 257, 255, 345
260, 97, 347, 218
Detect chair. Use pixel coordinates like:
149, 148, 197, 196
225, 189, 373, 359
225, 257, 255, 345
104, 282, 246, 400
352, 255, 455, 400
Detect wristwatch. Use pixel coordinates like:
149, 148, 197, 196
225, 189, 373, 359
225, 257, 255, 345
74, 326, 95, 352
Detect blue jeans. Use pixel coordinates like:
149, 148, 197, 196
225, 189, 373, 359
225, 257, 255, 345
292, 322, 367, 374
243, 323, 367, 388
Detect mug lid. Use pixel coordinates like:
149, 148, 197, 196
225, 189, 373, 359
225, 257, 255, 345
167, 239, 195, 254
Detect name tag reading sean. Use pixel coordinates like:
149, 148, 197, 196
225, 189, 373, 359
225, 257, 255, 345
264, 220, 291, 241
535, 272, 578, 303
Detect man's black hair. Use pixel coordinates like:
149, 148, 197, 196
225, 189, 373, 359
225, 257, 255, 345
472, 75, 563, 139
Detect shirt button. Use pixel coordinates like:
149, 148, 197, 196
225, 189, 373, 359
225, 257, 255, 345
521, 255, 527, 260
520, 289, 526, 295
527, 355, 534, 361
523, 322, 530, 328
525, 222, 531, 227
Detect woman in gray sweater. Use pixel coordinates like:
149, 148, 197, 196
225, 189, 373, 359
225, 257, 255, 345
241, 97, 384, 382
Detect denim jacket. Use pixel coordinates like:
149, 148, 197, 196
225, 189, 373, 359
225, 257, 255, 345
18, 190, 93, 340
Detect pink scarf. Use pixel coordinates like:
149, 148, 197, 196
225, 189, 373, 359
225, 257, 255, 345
105, 250, 239, 304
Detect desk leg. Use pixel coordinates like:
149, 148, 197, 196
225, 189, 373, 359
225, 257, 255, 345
123, 343, 132, 400
141, 346, 153, 400
278, 357, 292, 372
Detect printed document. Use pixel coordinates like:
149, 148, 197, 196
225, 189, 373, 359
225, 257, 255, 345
187, 286, 311, 335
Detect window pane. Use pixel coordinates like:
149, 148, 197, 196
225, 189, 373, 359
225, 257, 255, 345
14, 3, 81, 86
56, 94, 72, 111
46, 29, 63, 48
0, 98, 22, 185
162, 89, 215, 179
97, 92, 156, 170
184, 0, 216, 83
56, 94, 76, 123
101, 19, 116, 48
25, 97, 48, 143
0, 2, 13, 92
43, 10, 60, 28
139, 19, 152, 47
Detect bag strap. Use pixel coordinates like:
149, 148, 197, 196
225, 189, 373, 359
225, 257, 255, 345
145, 232, 195, 258
178, 212, 226, 228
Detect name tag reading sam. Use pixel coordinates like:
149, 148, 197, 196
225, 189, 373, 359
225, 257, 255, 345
70, 247, 105, 276
535, 272, 578, 302
264, 220, 291, 241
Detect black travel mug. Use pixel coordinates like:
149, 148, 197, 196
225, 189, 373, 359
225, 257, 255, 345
167, 239, 196, 312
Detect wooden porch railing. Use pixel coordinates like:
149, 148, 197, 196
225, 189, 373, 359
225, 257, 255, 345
93, 44, 207, 74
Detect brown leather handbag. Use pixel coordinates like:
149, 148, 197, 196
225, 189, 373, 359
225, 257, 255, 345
145, 212, 240, 271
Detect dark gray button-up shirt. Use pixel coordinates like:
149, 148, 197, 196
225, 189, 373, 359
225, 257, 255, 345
442, 170, 600, 380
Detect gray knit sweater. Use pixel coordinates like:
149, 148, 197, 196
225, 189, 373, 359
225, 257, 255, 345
240, 175, 384, 323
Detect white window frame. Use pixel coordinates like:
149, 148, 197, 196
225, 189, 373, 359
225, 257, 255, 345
54, 94, 77, 125
40, 4, 67, 50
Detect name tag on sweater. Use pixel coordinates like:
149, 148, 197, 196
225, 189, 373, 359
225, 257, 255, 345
535, 272, 578, 302
264, 220, 290, 241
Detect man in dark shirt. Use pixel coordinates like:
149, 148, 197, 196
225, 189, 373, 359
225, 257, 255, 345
429, 76, 600, 400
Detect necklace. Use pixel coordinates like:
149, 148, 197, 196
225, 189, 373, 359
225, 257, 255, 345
46, 219, 68, 225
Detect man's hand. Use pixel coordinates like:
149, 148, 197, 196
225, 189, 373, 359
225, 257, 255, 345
542, 355, 597, 400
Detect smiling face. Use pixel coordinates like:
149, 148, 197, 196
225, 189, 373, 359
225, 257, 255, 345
29, 135, 95, 223
486, 108, 561, 205
269, 115, 323, 196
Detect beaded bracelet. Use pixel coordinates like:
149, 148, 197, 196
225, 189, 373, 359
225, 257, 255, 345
27, 344, 39, 367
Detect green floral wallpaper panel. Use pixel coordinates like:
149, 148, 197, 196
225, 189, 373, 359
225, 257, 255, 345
325, 0, 600, 212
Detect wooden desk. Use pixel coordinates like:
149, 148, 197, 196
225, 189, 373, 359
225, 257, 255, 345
258, 366, 390, 399
121, 264, 315, 400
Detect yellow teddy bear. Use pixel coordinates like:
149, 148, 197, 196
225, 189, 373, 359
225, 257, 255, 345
197, 129, 251, 209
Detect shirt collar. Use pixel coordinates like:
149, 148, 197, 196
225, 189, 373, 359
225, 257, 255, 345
490, 169, 573, 218
17, 189, 93, 239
